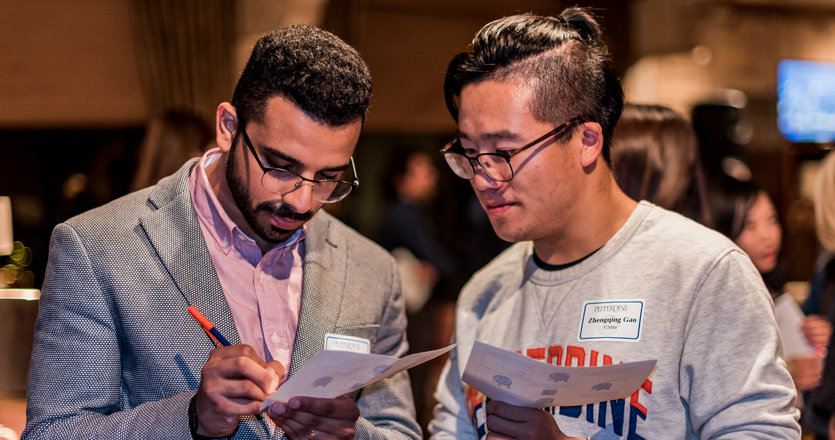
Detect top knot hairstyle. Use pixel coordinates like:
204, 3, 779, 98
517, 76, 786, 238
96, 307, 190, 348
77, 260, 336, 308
444, 8, 623, 166
232, 25, 372, 129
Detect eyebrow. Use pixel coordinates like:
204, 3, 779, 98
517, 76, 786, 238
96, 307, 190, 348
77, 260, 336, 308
257, 141, 352, 173
456, 129, 523, 143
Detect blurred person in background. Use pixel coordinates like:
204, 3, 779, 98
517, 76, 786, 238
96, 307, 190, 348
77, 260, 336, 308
130, 110, 214, 191
707, 174, 831, 416
380, 147, 454, 314
804, 151, 835, 330
809, 151, 835, 440
380, 147, 457, 435
610, 103, 712, 226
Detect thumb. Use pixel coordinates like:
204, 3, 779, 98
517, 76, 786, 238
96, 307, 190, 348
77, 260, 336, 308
266, 360, 286, 393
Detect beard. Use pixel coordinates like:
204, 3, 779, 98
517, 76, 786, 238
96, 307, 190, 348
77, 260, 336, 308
226, 143, 313, 244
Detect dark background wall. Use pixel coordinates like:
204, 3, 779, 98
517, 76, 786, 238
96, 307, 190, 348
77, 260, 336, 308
1, 0, 833, 287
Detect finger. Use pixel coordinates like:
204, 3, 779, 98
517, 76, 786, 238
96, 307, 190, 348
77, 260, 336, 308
275, 416, 306, 439
266, 360, 286, 390
201, 377, 273, 414
288, 396, 360, 421
272, 407, 336, 440
803, 319, 828, 332
206, 354, 279, 396
268, 399, 357, 438
803, 317, 832, 335
486, 400, 527, 423
485, 412, 523, 439
200, 349, 279, 414
210, 344, 265, 362
485, 433, 514, 440
485, 410, 562, 440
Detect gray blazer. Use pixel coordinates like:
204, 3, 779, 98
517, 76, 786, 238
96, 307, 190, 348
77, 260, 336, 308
23, 161, 420, 439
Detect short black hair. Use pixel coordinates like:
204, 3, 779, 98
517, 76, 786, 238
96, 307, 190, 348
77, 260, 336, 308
231, 25, 372, 129
444, 8, 623, 166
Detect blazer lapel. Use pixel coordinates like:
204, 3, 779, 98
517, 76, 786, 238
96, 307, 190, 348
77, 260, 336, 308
137, 165, 347, 381
288, 211, 347, 376
138, 163, 240, 345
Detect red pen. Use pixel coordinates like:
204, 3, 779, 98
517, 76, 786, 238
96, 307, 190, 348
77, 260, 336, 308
188, 305, 232, 346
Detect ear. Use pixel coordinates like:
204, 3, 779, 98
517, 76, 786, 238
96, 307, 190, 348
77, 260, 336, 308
215, 103, 238, 153
578, 122, 604, 168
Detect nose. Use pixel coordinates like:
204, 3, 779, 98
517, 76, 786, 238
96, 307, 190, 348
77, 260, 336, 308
764, 223, 782, 247
281, 180, 317, 212
470, 165, 501, 191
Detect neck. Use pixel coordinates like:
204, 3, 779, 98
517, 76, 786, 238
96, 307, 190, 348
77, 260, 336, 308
205, 152, 277, 254
534, 174, 637, 265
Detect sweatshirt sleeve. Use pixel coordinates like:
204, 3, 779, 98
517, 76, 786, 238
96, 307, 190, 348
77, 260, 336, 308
679, 248, 801, 438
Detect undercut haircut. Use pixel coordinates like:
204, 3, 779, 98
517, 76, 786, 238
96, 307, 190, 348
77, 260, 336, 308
444, 8, 623, 166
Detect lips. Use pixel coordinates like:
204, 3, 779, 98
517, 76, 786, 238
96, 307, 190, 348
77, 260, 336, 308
762, 250, 778, 263
269, 212, 305, 231
482, 200, 515, 217
260, 202, 312, 232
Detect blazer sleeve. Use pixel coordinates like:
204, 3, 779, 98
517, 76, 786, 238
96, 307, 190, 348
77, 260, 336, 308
22, 223, 195, 440
352, 256, 422, 440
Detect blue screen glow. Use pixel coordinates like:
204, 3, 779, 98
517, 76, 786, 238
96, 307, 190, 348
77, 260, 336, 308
777, 59, 835, 143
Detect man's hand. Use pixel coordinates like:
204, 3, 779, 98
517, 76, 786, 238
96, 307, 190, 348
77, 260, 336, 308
266, 395, 360, 439
485, 399, 584, 440
195, 345, 285, 437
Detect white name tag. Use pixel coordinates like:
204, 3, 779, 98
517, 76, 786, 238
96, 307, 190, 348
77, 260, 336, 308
578, 300, 645, 342
324, 333, 371, 354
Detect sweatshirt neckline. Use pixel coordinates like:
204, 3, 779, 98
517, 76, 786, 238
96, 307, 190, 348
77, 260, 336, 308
523, 202, 653, 286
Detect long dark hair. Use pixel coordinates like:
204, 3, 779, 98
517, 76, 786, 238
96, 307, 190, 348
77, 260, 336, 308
708, 175, 787, 294
611, 104, 712, 226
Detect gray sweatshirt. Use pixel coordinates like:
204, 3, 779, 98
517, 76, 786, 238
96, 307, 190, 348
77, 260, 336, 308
430, 202, 800, 439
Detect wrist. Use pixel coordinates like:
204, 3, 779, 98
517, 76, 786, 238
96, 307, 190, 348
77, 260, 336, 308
188, 394, 239, 440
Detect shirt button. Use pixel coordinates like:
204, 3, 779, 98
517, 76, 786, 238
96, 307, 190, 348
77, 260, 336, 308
259, 272, 266, 282
271, 333, 280, 344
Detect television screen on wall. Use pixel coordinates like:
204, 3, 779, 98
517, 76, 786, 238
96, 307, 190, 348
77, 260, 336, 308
777, 59, 835, 143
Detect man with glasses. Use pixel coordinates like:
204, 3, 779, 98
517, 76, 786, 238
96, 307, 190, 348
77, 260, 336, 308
430, 8, 799, 440
24, 26, 420, 440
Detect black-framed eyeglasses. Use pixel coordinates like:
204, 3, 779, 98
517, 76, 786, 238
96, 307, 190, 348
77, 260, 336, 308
240, 128, 359, 203
440, 117, 588, 182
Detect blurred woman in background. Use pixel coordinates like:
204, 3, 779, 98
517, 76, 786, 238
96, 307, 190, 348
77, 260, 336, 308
611, 103, 712, 226
708, 174, 831, 413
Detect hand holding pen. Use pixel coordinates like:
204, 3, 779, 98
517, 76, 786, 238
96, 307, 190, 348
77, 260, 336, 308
188, 305, 285, 438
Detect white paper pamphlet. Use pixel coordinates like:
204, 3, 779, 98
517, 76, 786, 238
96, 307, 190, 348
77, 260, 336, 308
774, 293, 816, 360
260, 343, 455, 410
462, 341, 656, 408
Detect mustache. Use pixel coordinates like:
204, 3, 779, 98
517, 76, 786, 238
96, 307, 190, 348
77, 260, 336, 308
258, 202, 313, 222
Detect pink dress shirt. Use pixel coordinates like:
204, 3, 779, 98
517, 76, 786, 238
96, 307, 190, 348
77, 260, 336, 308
188, 149, 305, 369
